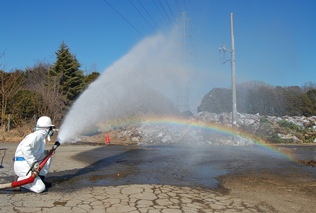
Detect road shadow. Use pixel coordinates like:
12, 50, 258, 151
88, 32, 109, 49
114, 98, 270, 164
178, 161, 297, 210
47, 147, 145, 191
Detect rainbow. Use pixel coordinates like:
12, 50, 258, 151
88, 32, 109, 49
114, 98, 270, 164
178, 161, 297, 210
92, 115, 298, 162
129, 115, 298, 162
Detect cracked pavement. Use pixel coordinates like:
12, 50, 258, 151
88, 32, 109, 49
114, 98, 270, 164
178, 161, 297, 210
0, 184, 271, 213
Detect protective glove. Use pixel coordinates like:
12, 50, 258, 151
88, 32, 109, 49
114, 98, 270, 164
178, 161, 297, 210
26, 162, 40, 176
32, 162, 40, 172
43, 149, 55, 157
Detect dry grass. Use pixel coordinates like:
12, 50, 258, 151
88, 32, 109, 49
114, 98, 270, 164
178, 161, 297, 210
0, 124, 116, 145
0, 124, 34, 143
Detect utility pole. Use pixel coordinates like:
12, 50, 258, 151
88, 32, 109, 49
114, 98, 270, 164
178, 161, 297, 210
219, 13, 237, 127
176, 11, 190, 113
182, 12, 186, 60
230, 13, 237, 127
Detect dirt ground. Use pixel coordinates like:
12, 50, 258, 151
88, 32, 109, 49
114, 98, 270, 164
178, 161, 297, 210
216, 143, 316, 212
218, 171, 316, 212
1, 141, 316, 213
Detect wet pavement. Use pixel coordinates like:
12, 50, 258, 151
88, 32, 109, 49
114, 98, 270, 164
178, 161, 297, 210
1, 142, 316, 212
52, 144, 316, 189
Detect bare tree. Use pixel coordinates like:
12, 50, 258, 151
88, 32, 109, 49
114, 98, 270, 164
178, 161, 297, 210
42, 71, 65, 124
301, 81, 316, 93
26, 62, 65, 125
0, 60, 25, 131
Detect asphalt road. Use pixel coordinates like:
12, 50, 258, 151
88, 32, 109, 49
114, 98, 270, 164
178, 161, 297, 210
48, 143, 316, 191
1, 142, 316, 213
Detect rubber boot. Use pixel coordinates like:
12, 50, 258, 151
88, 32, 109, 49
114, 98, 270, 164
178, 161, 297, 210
39, 175, 52, 188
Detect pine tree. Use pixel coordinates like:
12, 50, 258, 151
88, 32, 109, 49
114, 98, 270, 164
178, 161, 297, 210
49, 42, 85, 106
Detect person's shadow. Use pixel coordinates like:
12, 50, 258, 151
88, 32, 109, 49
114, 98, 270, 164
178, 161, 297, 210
0, 146, 131, 193
46, 148, 141, 191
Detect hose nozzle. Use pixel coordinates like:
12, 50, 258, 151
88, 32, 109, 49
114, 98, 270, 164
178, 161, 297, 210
52, 141, 60, 150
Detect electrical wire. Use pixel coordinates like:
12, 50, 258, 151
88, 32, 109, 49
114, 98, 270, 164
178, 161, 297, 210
129, 0, 155, 31
165, 0, 177, 24
174, 0, 182, 15
103, 0, 144, 37
156, 0, 173, 25
103, 0, 193, 59
152, 0, 167, 24
137, 0, 160, 29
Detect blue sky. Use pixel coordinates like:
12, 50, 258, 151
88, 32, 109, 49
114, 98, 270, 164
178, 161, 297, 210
1, 0, 316, 111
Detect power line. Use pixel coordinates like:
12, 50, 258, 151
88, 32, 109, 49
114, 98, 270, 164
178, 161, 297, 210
129, 0, 155, 32
165, 0, 177, 24
136, 0, 160, 29
156, 0, 173, 25
174, 0, 182, 15
103, 0, 144, 37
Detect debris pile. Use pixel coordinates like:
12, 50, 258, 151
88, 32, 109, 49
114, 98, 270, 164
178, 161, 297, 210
135, 123, 253, 146
298, 160, 316, 167
79, 112, 316, 145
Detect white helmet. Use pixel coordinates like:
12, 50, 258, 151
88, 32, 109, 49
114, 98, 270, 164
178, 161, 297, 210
36, 116, 54, 128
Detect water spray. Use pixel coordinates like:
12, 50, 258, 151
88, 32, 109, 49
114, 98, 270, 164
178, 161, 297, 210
56, 30, 189, 143
0, 141, 60, 190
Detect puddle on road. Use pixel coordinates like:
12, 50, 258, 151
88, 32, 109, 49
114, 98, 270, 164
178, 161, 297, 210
48, 144, 316, 192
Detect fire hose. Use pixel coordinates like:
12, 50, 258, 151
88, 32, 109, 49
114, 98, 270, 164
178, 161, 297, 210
0, 141, 60, 190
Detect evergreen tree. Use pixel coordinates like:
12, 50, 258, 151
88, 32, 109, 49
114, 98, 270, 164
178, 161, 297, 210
49, 42, 85, 106
84, 71, 100, 85
307, 89, 316, 114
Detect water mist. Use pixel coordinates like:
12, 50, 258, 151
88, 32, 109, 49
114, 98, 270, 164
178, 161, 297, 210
57, 30, 190, 143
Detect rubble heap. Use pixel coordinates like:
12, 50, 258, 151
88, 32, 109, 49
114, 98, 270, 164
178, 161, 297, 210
80, 112, 316, 146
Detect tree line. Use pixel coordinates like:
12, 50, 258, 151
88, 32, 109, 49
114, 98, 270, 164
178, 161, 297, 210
2, 41, 315, 132
198, 81, 316, 116
0, 42, 99, 131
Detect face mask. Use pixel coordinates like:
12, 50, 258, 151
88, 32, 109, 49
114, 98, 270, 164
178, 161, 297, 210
48, 129, 54, 136
47, 127, 54, 141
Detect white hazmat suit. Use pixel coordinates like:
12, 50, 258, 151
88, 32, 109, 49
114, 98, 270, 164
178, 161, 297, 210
13, 116, 54, 193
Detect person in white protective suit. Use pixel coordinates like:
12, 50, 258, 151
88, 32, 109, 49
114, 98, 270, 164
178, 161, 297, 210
13, 116, 55, 193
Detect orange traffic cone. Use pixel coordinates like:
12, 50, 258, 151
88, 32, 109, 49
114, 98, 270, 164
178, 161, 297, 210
105, 133, 110, 143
